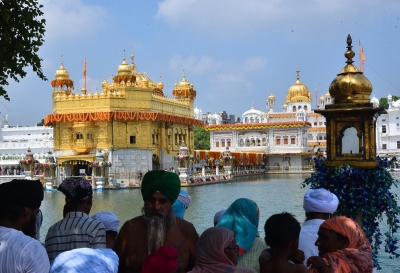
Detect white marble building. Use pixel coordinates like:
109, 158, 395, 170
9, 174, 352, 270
376, 94, 400, 157
0, 115, 55, 168
206, 69, 330, 167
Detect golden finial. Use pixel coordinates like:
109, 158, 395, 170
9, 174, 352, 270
345, 34, 355, 65
123, 49, 126, 60
296, 67, 300, 81
182, 69, 186, 80
159, 76, 162, 82
61, 54, 63, 66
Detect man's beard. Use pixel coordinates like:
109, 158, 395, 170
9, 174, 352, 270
22, 212, 37, 238
142, 207, 176, 254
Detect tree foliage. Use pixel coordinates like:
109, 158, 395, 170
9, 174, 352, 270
379, 96, 400, 109
0, 0, 47, 100
194, 126, 210, 150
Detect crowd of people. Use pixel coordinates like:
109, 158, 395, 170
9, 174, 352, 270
0, 171, 376, 273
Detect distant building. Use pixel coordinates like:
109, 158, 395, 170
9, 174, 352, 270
206, 69, 331, 167
376, 94, 400, 158
0, 115, 54, 168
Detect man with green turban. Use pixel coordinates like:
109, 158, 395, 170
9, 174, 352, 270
114, 170, 198, 273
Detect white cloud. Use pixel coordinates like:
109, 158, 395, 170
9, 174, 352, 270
169, 55, 215, 74
40, 0, 109, 42
156, 0, 399, 34
243, 57, 267, 71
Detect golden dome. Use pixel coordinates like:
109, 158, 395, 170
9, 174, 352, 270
283, 104, 287, 108
117, 59, 131, 76
329, 35, 372, 104
325, 91, 331, 97
268, 94, 275, 99
179, 71, 191, 88
320, 96, 325, 101
55, 63, 70, 80
157, 76, 164, 90
286, 68, 312, 103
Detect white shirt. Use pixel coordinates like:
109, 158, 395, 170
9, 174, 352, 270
0, 226, 50, 273
298, 219, 324, 265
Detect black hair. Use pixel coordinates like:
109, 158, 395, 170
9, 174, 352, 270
264, 212, 301, 248
0, 204, 25, 222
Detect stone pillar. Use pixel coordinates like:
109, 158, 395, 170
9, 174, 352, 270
202, 166, 205, 177
216, 165, 219, 176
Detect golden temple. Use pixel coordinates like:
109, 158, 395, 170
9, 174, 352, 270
44, 53, 203, 176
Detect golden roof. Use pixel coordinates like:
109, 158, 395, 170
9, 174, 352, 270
157, 76, 164, 91
286, 68, 312, 103
329, 35, 372, 104
117, 59, 131, 76
55, 58, 70, 80
268, 93, 275, 99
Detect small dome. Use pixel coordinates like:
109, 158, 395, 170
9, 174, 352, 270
268, 94, 275, 99
329, 35, 372, 104
388, 93, 392, 99
286, 68, 311, 103
55, 63, 70, 80
157, 76, 164, 90
371, 95, 379, 104
283, 104, 287, 109
179, 71, 191, 88
320, 96, 325, 101
117, 59, 131, 76
325, 91, 331, 97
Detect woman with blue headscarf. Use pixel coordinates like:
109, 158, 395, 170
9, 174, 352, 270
217, 198, 266, 273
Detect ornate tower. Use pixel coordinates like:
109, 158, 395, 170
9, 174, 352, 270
315, 35, 383, 168
266, 94, 275, 113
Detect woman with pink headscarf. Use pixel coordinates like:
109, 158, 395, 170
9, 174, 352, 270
188, 227, 255, 273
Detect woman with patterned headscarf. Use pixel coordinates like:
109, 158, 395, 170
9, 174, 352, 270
307, 216, 374, 273
217, 198, 266, 273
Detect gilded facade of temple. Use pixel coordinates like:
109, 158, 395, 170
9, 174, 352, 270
44, 54, 203, 177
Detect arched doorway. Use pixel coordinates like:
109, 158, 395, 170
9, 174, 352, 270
152, 154, 160, 170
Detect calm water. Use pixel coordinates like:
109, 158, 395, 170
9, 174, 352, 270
40, 175, 400, 272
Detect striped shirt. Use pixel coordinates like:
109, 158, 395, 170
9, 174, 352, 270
45, 211, 106, 262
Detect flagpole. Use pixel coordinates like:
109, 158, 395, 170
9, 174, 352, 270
84, 59, 87, 91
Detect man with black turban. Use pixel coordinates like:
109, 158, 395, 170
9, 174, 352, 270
114, 170, 198, 273
45, 177, 106, 262
0, 179, 50, 272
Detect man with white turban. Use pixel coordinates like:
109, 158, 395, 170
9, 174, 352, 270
91, 211, 120, 248
298, 188, 339, 266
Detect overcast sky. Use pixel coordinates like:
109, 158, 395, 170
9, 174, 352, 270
4, 0, 400, 126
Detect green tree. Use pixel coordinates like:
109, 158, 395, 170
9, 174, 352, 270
194, 126, 210, 150
36, 118, 44, 126
0, 0, 47, 100
379, 95, 400, 109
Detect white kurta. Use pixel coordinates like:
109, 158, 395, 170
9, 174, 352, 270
298, 219, 324, 265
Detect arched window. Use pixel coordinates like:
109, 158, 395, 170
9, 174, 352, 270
291, 136, 296, 145
275, 137, 281, 145
304, 105, 308, 111
298, 106, 302, 110
292, 106, 296, 112
283, 136, 289, 145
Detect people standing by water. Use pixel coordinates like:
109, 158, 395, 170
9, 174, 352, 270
114, 170, 198, 273
308, 216, 374, 273
261, 212, 308, 273
217, 198, 266, 273
45, 177, 106, 262
298, 188, 339, 265
172, 189, 192, 219
187, 226, 255, 273
0, 179, 50, 272
91, 211, 120, 249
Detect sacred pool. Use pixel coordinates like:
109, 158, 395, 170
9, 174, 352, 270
40, 175, 399, 272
